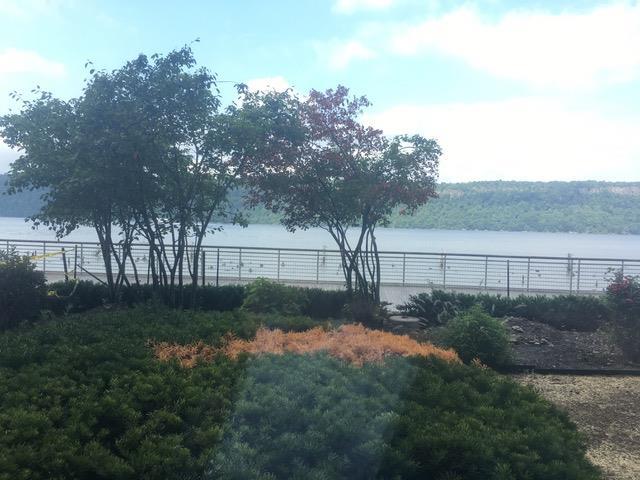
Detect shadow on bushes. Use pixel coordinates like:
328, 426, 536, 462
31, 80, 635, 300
0, 250, 46, 330
46, 278, 349, 320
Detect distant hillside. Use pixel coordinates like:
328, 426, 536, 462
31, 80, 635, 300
2, 174, 639, 234
387, 181, 640, 234
0, 174, 44, 218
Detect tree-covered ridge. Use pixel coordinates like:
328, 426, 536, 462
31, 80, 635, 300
241, 180, 640, 234
2, 175, 640, 234
390, 180, 640, 234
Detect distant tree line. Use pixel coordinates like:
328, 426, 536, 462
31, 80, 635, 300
5, 176, 639, 235
238, 181, 640, 234
0, 46, 441, 304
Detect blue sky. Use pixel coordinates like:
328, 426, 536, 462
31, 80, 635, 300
1, 0, 639, 181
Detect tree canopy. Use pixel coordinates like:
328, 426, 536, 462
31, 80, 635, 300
231, 85, 441, 301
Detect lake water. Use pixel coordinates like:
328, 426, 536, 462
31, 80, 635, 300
1, 216, 639, 259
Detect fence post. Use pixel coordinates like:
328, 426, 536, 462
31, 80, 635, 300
80, 244, 84, 275
216, 248, 220, 287
62, 247, 68, 282
402, 253, 406, 286
506, 260, 510, 298
576, 259, 581, 294
484, 256, 488, 291
621, 260, 625, 276
442, 254, 447, 289
526, 257, 531, 293
42, 241, 46, 275
277, 249, 281, 282
568, 255, 573, 294
316, 251, 320, 283
201, 250, 206, 286
146, 247, 151, 285
238, 248, 242, 281
73, 245, 78, 279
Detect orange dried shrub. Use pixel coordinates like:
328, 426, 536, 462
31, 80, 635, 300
224, 324, 460, 366
151, 340, 218, 368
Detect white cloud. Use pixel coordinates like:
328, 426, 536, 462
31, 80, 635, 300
333, 0, 397, 14
319, 39, 377, 70
363, 98, 640, 182
245, 76, 291, 93
388, 3, 640, 89
0, 48, 65, 77
0, 0, 71, 18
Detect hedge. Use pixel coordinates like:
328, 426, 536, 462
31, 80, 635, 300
0, 307, 599, 479
46, 279, 348, 319
400, 290, 611, 331
211, 353, 599, 479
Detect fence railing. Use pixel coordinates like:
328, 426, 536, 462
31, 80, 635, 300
3, 238, 639, 295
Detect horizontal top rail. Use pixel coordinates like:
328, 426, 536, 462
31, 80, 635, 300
1, 238, 639, 263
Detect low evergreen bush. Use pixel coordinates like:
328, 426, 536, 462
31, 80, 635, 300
242, 279, 349, 319
46, 282, 247, 314
0, 250, 46, 330
442, 306, 512, 366
0, 307, 598, 479
210, 353, 599, 480
0, 306, 257, 480
242, 278, 308, 315
302, 287, 349, 319
400, 290, 609, 331
45, 277, 349, 320
344, 296, 388, 328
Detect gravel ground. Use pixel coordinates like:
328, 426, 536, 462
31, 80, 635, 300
514, 374, 640, 480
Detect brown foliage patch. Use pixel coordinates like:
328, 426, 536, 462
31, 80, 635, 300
150, 340, 218, 368
153, 324, 460, 367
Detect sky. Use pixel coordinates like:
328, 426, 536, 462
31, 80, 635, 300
0, 0, 639, 182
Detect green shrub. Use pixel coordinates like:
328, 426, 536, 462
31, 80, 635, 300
0, 306, 257, 480
46, 278, 348, 320
344, 297, 388, 328
606, 271, 640, 362
260, 313, 325, 332
46, 282, 247, 314
210, 353, 599, 480
45, 280, 108, 314
0, 250, 46, 330
400, 290, 609, 331
242, 278, 307, 316
302, 287, 348, 319
517, 295, 610, 331
398, 290, 458, 326
442, 306, 512, 366
0, 307, 598, 479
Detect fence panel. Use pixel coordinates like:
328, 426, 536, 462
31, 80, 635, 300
2, 238, 637, 295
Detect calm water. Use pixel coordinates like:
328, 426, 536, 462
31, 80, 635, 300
1, 216, 639, 259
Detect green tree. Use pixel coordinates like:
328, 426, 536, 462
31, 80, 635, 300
0, 46, 240, 304
231, 86, 441, 302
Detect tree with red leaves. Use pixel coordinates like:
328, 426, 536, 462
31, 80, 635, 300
230, 85, 442, 302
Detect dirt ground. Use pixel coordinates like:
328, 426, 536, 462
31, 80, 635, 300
504, 317, 635, 369
400, 315, 637, 370
514, 374, 640, 480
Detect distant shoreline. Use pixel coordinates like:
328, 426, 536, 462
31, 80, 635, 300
2, 177, 640, 235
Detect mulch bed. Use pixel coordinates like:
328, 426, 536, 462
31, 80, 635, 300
503, 317, 634, 369
394, 315, 638, 370
514, 374, 640, 480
